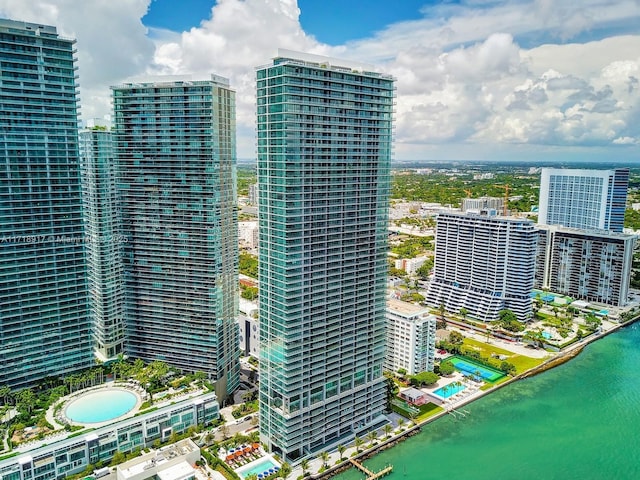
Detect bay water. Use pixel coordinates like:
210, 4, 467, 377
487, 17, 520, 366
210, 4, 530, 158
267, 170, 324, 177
335, 324, 640, 480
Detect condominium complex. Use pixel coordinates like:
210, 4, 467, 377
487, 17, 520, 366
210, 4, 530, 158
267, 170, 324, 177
384, 299, 436, 375
461, 196, 504, 214
257, 50, 394, 461
0, 394, 218, 480
79, 123, 125, 362
0, 20, 92, 388
112, 76, 240, 400
427, 212, 537, 322
535, 225, 635, 306
538, 168, 629, 232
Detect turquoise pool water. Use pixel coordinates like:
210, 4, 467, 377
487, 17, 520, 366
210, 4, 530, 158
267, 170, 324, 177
65, 389, 137, 423
432, 383, 466, 399
237, 458, 279, 479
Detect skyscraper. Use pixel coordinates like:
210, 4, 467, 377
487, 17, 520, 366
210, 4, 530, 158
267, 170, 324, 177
535, 225, 635, 306
538, 167, 629, 232
112, 76, 240, 400
0, 20, 92, 388
427, 212, 537, 322
257, 50, 394, 461
79, 122, 125, 362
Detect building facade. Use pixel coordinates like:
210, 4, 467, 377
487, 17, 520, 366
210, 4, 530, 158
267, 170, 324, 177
427, 212, 537, 322
116, 439, 200, 480
257, 51, 394, 461
538, 168, 629, 232
79, 124, 125, 362
0, 20, 92, 388
384, 299, 436, 375
461, 196, 504, 214
0, 395, 218, 480
535, 225, 635, 306
112, 76, 240, 400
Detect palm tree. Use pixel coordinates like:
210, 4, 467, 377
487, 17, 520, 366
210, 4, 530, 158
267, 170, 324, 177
0, 385, 11, 406
337, 444, 346, 461
441, 384, 449, 399
366, 430, 377, 447
396, 418, 406, 431
16, 388, 36, 415
300, 459, 310, 477
354, 436, 364, 453
280, 462, 291, 479
319, 451, 329, 468
439, 303, 447, 328
219, 424, 230, 440
459, 307, 468, 323
383, 424, 393, 439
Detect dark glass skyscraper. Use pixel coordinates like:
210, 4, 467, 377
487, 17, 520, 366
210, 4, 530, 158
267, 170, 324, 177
257, 51, 394, 461
0, 20, 92, 388
112, 76, 240, 400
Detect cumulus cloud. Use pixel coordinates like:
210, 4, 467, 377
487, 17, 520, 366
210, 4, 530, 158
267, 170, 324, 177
0, 0, 155, 119
0, 0, 639, 159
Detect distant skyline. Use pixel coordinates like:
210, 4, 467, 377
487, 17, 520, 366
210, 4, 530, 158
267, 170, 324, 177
0, 0, 638, 162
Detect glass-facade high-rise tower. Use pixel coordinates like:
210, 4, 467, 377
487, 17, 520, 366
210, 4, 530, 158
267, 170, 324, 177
538, 167, 629, 232
112, 76, 240, 400
0, 20, 92, 388
257, 51, 394, 461
79, 123, 125, 362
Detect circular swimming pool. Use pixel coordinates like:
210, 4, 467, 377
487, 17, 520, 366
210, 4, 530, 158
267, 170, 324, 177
65, 389, 138, 424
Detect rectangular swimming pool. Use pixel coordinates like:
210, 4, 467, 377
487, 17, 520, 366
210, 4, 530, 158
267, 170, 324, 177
236, 457, 280, 479
449, 356, 505, 382
432, 383, 466, 399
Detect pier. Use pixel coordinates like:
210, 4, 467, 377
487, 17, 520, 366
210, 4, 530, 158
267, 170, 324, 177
349, 459, 393, 479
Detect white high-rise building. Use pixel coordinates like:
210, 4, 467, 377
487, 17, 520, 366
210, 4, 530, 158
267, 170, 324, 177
385, 299, 436, 375
257, 51, 394, 461
427, 212, 537, 322
538, 168, 629, 232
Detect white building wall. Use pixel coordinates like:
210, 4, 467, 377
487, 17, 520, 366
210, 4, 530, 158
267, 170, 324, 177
385, 300, 436, 375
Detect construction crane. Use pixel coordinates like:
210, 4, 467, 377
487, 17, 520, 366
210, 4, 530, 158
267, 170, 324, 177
494, 184, 510, 216
463, 188, 473, 198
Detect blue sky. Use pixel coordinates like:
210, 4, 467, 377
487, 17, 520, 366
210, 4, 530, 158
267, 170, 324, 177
143, 0, 433, 44
1, 0, 638, 162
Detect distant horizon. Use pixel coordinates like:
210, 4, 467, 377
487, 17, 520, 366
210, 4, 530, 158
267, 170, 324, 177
237, 158, 639, 168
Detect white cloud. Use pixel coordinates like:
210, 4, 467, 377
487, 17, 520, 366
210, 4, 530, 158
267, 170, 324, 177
0, 0, 155, 120
0, 0, 639, 160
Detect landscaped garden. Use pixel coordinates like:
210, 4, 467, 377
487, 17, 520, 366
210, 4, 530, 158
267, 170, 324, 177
0, 359, 213, 456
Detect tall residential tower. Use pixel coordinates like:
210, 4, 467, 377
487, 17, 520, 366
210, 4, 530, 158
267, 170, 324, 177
0, 20, 92, 388
257, 51, 395, 461
538, 167, 629, 232
79, 122, 125, 362
427, 212, 537, 322
112, 76, 240, 400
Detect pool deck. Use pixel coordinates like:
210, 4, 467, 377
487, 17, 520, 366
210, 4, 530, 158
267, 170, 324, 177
233, 453, 280, 479
44, 383, 144, 432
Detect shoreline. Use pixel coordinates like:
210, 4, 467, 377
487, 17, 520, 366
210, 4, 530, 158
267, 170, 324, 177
312, 315, 640, 480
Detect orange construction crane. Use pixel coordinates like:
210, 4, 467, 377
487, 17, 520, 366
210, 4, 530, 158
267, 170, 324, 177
494, 184, 510, 215
463, 188, 473, 198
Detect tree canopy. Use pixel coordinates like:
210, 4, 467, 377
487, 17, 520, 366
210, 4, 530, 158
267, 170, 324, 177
409, 371, 439, 386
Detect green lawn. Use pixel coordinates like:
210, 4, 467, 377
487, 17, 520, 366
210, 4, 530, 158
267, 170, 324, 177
416, 402, 443, 421
462, 337, 546, 374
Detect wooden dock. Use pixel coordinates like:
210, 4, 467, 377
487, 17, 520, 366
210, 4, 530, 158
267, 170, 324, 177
349, 459, 393, 479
